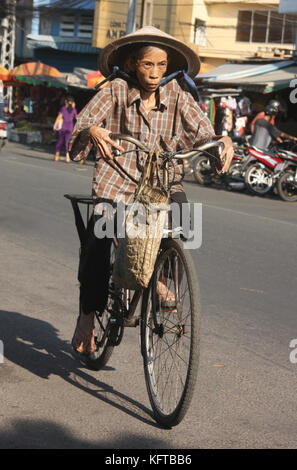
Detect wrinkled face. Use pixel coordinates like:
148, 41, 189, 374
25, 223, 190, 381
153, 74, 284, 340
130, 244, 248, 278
135, 48, 168, 93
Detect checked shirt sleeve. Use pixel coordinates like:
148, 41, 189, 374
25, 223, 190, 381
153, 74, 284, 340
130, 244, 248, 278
69, 86, 113, 162
179, 92, 216, 149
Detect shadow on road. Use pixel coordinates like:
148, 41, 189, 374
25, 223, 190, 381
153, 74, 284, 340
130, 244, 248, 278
0, 418, 168, 449
0, 309, 159, 434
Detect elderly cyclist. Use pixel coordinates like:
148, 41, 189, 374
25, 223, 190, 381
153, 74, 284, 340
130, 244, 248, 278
69, 26, 234, 357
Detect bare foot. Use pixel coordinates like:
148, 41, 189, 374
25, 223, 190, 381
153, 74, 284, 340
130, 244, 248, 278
72, 312, 96, 354
157, 280, 175, 302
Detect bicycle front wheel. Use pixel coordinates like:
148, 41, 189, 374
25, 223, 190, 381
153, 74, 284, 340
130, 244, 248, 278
141, 239, 201, 427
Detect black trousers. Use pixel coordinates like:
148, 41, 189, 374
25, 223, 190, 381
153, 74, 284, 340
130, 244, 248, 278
79, 191, 188, 315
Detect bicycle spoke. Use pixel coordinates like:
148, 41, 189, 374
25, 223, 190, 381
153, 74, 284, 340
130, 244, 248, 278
150, 333, 190, 369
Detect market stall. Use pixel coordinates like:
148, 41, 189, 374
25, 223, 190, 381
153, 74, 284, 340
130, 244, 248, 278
1, 62, 68, 144
197, 87, 252, 140
1, 62, 104, 145
196, 60, 297, 138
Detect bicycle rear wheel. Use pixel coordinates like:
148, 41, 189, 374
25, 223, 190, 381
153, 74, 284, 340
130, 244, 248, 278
85, 241, 117, 370
141, 239, 201, 427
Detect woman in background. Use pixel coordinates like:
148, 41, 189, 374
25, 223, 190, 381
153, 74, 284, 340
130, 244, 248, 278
53, 95, 77, 162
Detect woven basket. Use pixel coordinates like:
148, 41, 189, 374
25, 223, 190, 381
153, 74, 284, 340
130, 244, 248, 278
113, 150, 169, 290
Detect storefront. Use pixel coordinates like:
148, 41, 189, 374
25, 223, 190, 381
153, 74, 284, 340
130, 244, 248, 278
196, 60, 297, 137
2, 65, 98, 145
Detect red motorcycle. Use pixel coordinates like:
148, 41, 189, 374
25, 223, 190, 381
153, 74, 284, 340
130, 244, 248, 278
277, 153, 297, 202
191, 141, 253, 188
244, 145, 297, 199
0, 119, 7, 151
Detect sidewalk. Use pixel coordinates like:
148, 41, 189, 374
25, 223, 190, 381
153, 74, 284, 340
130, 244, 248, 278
4, 140, 94, 166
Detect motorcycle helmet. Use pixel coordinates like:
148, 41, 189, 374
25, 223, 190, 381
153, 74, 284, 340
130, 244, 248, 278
264, 104, 278, 116
268, 99, 280, 111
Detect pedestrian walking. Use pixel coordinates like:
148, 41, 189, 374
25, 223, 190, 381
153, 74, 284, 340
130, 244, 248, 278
53, 96, 77, 162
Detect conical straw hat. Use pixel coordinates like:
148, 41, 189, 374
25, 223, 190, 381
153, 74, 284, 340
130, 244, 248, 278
99, 26, 200, 78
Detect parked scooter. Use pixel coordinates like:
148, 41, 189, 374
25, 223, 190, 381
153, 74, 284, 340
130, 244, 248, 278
277, 158, 297, 202
0, 119, 7, 151
190, 138, 255, 190
244, 144, 297, 198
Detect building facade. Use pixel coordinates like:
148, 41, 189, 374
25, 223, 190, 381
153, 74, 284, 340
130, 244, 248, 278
25, 0, 99, 72
197, 0, 297, 66
92, 0, 297, 72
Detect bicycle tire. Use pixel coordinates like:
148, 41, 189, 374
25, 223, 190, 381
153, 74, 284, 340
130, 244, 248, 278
141, 238, 201, 427
84, 308, 115, 371
85, 242, 117, 371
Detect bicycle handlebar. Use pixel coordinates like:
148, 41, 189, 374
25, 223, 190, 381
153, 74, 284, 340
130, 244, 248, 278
109, 133, 224, 159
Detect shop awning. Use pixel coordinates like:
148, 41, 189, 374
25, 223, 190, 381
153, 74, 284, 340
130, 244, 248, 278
200, 66, 297, 93
198, 60, 295, 81
197, 60, 297, 93
27, 34, 100, 55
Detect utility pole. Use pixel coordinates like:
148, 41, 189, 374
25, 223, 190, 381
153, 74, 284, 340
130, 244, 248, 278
0, 0, 16, 70
0, 0, 16, 110
126, 0, 137, 34
140, 0, 153, 28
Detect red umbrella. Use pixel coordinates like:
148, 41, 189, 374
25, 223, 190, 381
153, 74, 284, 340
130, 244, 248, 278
0, 65, 10, 81
9, 61, 62, 80
86, 70, 107, 88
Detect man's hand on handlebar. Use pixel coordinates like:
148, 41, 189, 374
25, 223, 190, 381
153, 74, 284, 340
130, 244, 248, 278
89, 126, 124, 161
217, 136, 234, 174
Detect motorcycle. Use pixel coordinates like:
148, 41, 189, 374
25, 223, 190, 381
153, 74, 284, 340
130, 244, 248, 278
277, 153, 297, 202
190, 139, 254, 190
244, 145, 297, 198
0, 119, 7, 151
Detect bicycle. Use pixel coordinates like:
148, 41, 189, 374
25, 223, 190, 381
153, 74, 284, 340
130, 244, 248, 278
65, 135, 223, 427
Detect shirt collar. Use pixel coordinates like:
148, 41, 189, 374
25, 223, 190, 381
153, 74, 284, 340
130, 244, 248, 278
127, 83, 169, 110
127, 86, 141, 107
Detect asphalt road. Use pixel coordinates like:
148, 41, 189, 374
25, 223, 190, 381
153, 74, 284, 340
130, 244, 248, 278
0, 141, 296, 449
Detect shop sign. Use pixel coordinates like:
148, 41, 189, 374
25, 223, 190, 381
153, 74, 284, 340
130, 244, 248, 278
106, 21, 128, 40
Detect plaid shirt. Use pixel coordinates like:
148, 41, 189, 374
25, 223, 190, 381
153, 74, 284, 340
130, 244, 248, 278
69, 78, 215, 206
